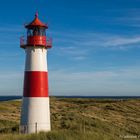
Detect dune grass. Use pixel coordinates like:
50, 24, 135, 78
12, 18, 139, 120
0, 97, 140, 140
0, 130, 122, 140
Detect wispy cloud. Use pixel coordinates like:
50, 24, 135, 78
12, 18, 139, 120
0, 71, 23, 95
102, 36, 140, 48
0, 25, 22, 33
49, 66, 140, 81
0, 64, 139, 96
0, 25, 23, 50
49, 66, 140, 95
0, 71, 23, 79
58, 47, 87, 55
72, 56, 87, 60
48, 30, 140, 63
52, 30, 140, 50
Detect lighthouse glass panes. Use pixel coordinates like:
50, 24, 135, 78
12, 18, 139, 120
20, 13, 52, 134
27, 28, 46, 37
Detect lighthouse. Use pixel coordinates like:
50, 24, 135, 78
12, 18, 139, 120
20, 12, 52, 133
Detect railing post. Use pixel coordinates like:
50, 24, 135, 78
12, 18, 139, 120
20, 36, 25, 46
35, 122, 37, 133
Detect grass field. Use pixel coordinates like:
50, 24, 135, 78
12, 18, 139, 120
0, 97, 140, 140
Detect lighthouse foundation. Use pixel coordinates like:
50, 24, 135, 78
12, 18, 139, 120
20, 97, 51, 133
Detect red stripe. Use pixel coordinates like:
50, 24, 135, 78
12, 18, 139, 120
23, 71, 49, 97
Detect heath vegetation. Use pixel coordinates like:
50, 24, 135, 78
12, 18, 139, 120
0, 97, 140, 140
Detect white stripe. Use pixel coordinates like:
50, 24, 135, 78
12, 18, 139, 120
20, 97, 51, 133
25, 47, 48, 71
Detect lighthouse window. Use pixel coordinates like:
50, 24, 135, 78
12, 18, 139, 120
27, 28, 46, 36
33, 27, 39, 36
27, 29, 33, 36
39, 28, 46, 36
39, 29, 42, 36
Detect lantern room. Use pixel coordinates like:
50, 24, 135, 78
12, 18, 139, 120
20, 12, 52, 49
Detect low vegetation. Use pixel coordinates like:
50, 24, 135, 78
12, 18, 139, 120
0, 97, 140, 140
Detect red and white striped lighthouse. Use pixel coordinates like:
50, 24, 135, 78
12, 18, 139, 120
20, 12, 52, 133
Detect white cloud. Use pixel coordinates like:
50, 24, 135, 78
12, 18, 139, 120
49, 66, 140, 82
0, 66, 139, 96
0, 71, 23, 79
49, 66, 140, 96
52, 30, 140, 51
58, 46, 89, 56
0, 71, 23, 95
49, 31, 140, 64
72, 56, 87, 60
0, 25, 22, 33
103, 36, 140, 47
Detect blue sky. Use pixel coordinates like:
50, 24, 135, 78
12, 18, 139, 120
0, 0, 140, 96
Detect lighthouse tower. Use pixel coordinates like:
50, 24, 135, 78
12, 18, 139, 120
20, 12, 52, 133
